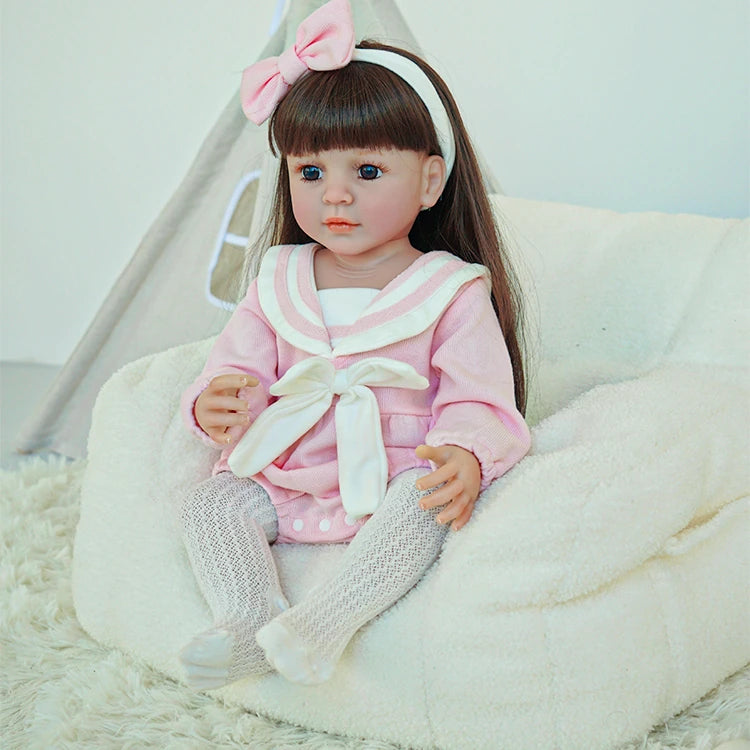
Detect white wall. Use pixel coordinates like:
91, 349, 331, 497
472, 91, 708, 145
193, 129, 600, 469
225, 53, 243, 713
1, 0, 273, 364
2, 0, 748, 365
401, 0, 749, 218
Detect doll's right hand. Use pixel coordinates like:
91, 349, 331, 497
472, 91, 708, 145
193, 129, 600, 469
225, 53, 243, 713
194, 373, 259, 444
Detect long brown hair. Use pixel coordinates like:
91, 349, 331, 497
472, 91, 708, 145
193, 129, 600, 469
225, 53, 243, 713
258, 41, 527, 413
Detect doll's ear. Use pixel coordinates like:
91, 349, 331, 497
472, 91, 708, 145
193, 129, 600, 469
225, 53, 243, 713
420, 155, 447, 210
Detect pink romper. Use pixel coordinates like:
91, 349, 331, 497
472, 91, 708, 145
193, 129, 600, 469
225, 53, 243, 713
182, 243, 530, 543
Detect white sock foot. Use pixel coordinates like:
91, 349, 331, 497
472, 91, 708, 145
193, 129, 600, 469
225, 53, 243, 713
180, 627, 235, 690
180, 612, 286, 689
256, 619, 334, 685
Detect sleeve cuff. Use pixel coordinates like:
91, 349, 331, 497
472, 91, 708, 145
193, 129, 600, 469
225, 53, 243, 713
181, 377, 226, 449
425, 423, 531, 490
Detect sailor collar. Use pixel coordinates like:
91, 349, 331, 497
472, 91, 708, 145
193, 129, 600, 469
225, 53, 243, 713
257, 243, 490, 357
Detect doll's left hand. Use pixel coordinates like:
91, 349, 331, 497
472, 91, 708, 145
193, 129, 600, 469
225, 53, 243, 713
414, 444, 481, 531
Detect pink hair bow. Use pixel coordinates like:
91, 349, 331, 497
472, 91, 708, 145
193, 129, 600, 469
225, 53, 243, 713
240, 0, 355, 125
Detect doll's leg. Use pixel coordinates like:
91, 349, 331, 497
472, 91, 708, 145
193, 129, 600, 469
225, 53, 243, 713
256, 469, 446, 684
179, 472, 288, 689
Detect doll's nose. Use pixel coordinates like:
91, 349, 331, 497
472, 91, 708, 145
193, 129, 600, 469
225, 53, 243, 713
323, 182, 353, 205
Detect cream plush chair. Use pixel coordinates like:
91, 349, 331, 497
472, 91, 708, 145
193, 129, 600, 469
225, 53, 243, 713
72, 196, 749, 750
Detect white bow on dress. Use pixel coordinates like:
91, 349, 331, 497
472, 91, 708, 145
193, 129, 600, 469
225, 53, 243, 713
227, 355, 429, 518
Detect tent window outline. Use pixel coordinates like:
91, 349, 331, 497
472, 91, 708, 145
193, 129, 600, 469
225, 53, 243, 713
206, 169, 262, 311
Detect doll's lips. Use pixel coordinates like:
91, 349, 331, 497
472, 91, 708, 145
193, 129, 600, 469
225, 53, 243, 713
324, 219, 358, 233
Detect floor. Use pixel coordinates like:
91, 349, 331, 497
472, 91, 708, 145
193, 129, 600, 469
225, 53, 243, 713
1, 361, 61, 469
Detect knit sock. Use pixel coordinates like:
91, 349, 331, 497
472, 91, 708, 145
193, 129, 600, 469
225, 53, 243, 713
256, 469, 447, 684
179, 472, 288, 689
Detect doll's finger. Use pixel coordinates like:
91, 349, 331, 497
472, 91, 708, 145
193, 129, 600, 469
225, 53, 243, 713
418, 485, 451, 509
204, 396, 250, 413
451, 497, 476, 531
419, 478, 464, 510
419, 495, 441, 511
221, 412, 252, 427
205, 426, 231, 443
435, 497, 463, 524
211, 373, 259, 393
415, 444, 448, 464
414, 462, 455, 491
200, 409, 250, 428
204, 419, 248, 441
436, 492, 471, 525
450, 502, 475, 531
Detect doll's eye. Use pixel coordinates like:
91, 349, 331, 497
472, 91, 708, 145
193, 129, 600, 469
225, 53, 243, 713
301, 165, 322, 181
358, 164, 382, 180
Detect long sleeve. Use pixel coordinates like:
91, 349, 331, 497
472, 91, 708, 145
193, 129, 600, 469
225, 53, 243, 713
425, 279, 530, 488
181, 280, 280, 448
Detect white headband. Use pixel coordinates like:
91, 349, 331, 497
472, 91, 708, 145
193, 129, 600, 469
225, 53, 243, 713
351, 48, 456, 177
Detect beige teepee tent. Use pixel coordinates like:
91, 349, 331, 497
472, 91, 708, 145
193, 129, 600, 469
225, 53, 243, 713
16, 0, 499, 459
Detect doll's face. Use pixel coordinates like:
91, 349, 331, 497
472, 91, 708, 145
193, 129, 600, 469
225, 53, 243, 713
287, 147, 444, 263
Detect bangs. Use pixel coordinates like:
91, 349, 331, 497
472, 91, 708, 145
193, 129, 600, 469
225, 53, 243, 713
269, 60, 440, 157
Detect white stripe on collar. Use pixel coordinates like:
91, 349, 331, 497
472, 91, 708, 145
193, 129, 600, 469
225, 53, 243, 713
257, 244, 489, 357
258, 245, 331, 357
332, 262, 489, 356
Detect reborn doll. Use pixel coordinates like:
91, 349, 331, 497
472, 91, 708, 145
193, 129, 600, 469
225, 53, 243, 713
179, 0, 530, 688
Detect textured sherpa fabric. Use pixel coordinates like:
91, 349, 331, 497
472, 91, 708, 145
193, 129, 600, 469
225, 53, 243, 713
3, 458, 748, 748
71, 197, 750, 750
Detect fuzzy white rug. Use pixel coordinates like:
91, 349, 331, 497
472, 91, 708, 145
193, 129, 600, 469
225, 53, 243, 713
2, 457, 748, 749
